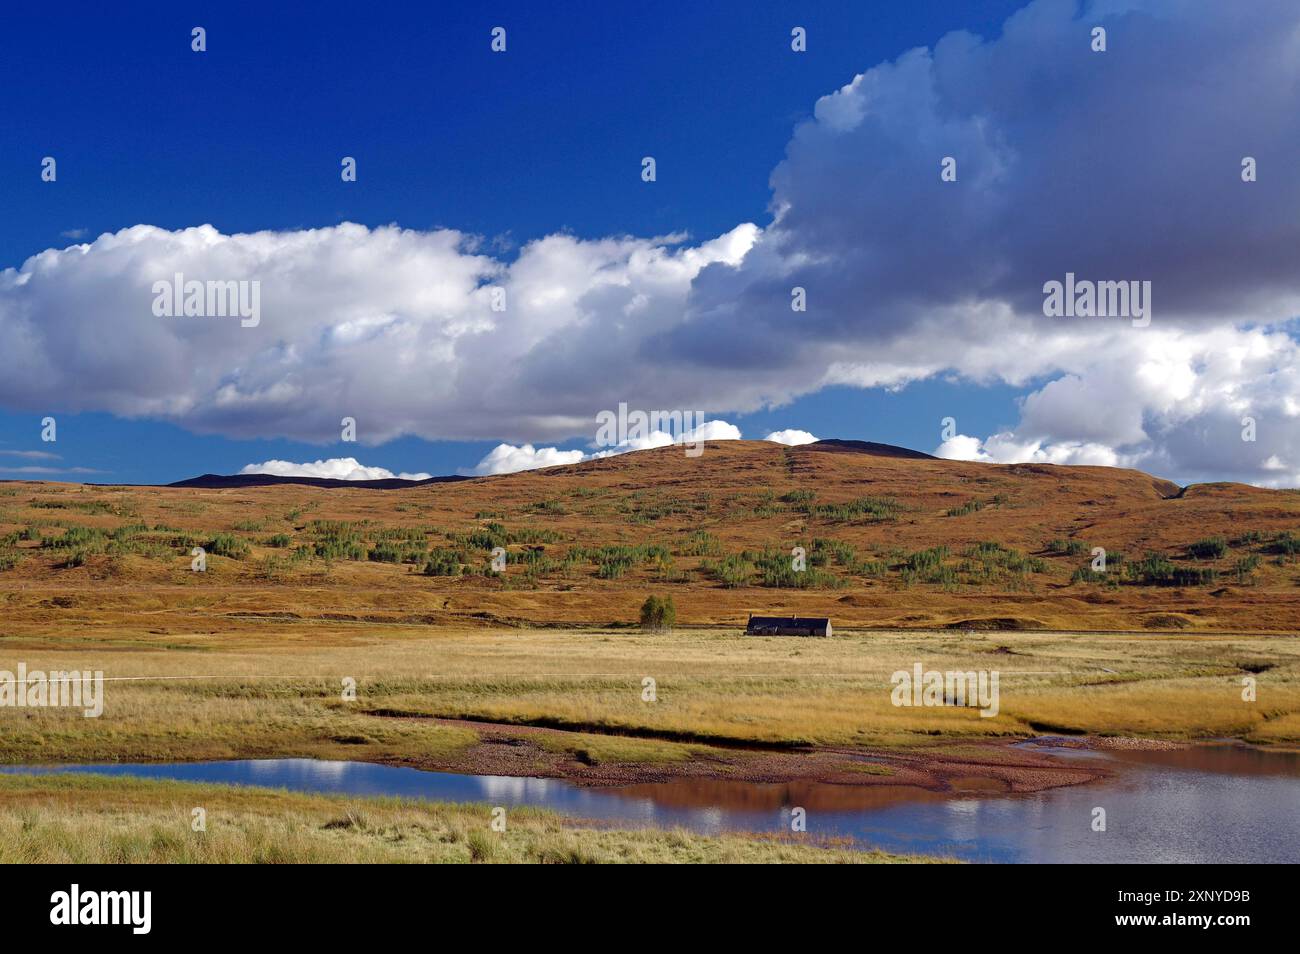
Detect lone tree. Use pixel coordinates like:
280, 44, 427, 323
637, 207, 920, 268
639, 594, 676, 632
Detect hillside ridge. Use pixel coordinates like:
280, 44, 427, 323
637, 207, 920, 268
1, 437, 1296, 632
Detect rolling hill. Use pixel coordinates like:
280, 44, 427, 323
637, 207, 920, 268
2, 439, 1299, 634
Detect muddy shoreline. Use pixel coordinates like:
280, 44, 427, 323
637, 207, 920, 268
367, 717, 1186, 794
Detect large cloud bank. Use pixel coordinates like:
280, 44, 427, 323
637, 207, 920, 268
2, 0, 1298, 486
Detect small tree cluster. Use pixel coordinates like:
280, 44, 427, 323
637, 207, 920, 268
639, 594, 676, 632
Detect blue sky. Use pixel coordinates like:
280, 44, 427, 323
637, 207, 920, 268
1, 1, 1297, 486
0, 0, 1029, 483
0, 1, 1029, 263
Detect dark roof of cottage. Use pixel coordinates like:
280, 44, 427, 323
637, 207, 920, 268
746, 616, 831, 627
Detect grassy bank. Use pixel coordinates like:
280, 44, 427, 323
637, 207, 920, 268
0, 628, 1295, 773
0, 773, 934, 863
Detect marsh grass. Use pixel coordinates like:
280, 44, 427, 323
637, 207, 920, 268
0, 774, 926, 864
1, 628, 1294, 760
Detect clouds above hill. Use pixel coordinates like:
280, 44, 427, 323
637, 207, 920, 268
0, 221, 761, 448
764, 429, 819, 446
241, 458, 432, 481
462, 443, 586, 476
2, 0, 1299, 485
464, 418, 743, 474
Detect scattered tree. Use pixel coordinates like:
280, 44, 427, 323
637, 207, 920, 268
639, 594, 676, 632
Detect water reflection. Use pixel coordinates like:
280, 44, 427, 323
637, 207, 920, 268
4, 742, 1296, 863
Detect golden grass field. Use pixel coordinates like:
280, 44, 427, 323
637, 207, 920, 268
0, 626, 1295, 763
1, 441, 1297, 861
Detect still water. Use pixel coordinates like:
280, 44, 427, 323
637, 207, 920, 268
7, 743, 1297, 862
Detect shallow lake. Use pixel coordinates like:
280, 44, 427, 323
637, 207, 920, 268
6, 742, 1297, 862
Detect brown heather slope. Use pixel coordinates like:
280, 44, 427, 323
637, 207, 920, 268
2, 439, 1299, 634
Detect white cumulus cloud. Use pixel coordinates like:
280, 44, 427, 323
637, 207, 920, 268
240, 458, 431, 481
469, 420, 743, 474
764, 429, 819, 446
462, 444, 586, 476
935, 433, 1120, 468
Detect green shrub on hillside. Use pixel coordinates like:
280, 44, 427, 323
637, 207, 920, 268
742, 548, 844, 589
678, 530, 722, 557
1271, 532, 1300, 556
1188, 536, 1228, 560
1124, 552, 1217, 587
701, 554, 755, 588
207, 533, 252, 560
42, 526, 108, 550
1070, 567, 1109, 584
1045, 539, 1086, 556
810, 538, 856, 567
802, 496, 900, 523
423, 549, 465, 577
1234, 555, 1261, 584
